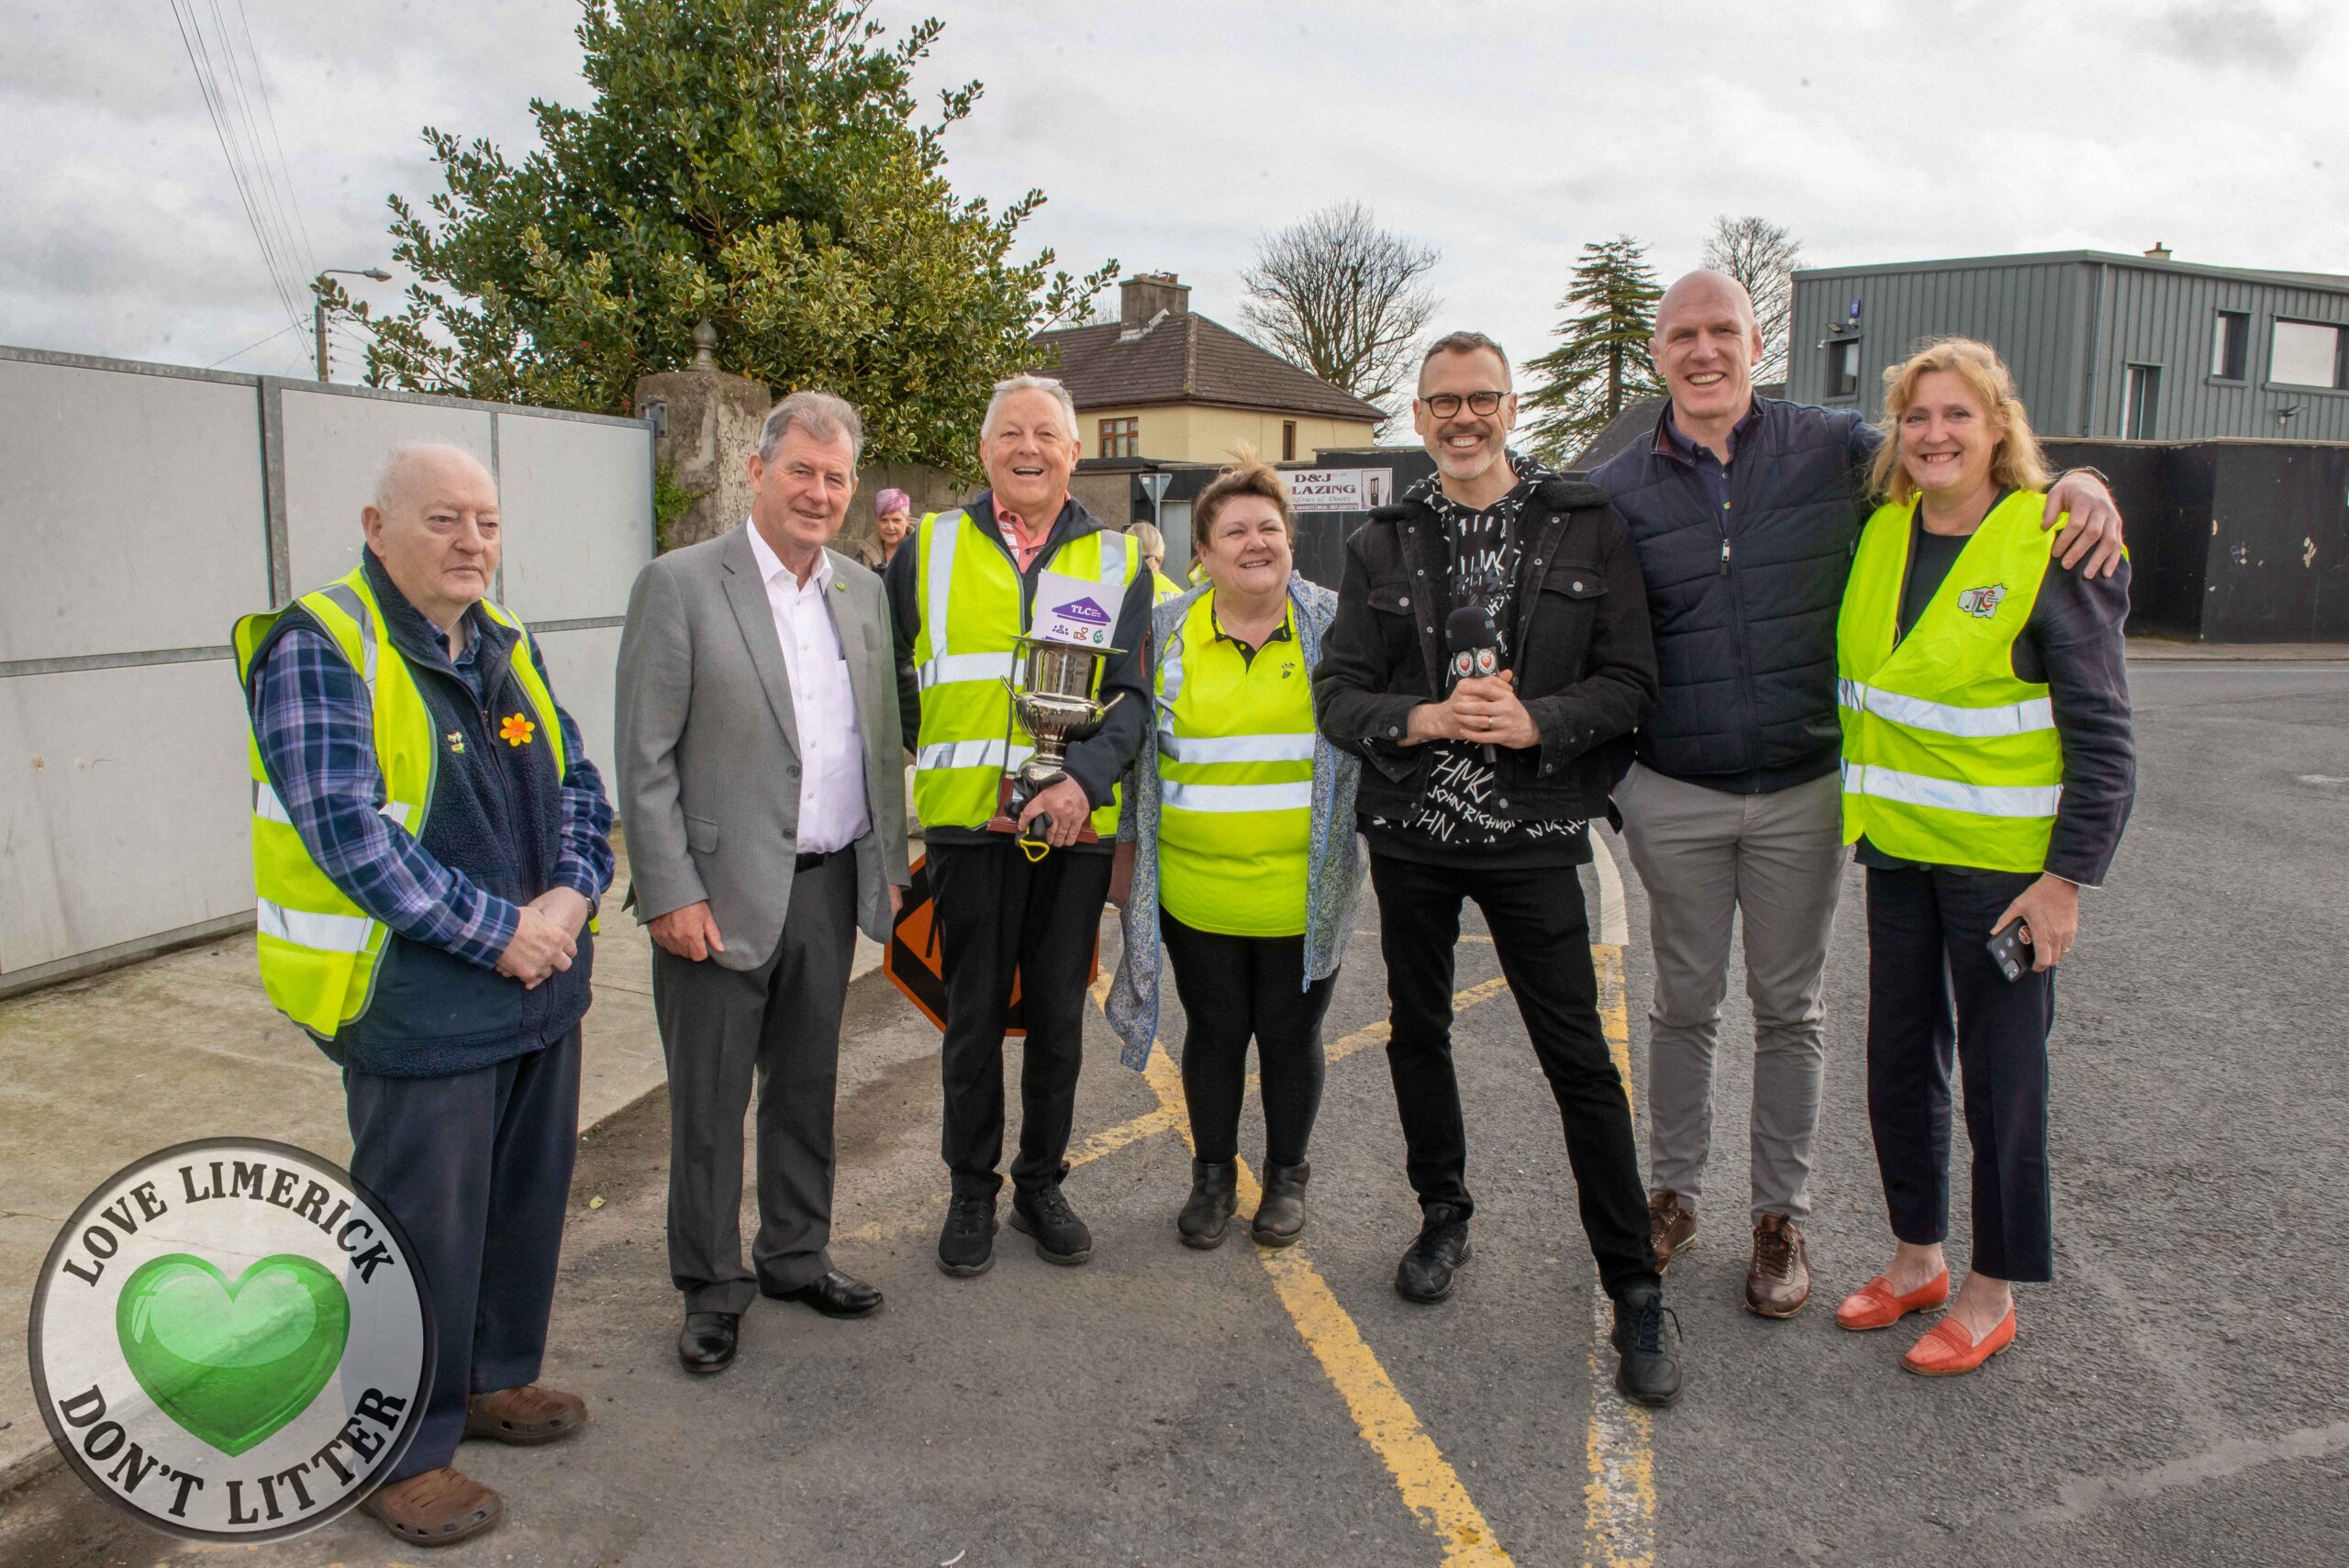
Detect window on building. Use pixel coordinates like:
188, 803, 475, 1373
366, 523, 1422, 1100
2270, 319, 2349, 390
1282, 420, 1297, 462
2211, 310, 2250, 381
2123, 364, 2161, 439
1098, 417, 1139, 459
1826, 338, 1862, 399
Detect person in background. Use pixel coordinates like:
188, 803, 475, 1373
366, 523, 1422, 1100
1587, 271, 2124, 1323
1108, 458, 1363, 1249
1128, 519, 1185, 604
1314, 331, 1681, 1407
863, 487, 914, 570
235, 443, 612, 1547
1832, 338, 2133, 1374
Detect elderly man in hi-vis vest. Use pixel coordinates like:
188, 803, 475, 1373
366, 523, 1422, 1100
235, 442, 613, 1549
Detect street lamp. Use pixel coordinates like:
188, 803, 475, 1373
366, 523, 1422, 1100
312, 267, 393, 383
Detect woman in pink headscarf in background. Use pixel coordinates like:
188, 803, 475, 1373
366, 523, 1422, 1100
862, 487, 913, 569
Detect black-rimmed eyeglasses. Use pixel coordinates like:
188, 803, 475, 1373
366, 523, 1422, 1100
1419, 391, 1507, 417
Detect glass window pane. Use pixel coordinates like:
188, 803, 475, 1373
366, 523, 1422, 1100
2270, 320, 2341, 387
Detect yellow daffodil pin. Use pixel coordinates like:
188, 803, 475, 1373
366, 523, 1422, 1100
499, 713, 536, 747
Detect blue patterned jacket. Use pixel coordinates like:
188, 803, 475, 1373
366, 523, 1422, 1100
1106, 574, 1365, 1069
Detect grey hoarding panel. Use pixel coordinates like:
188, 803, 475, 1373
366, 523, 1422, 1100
496, 412, 654, 624
529, 624, 623, 792
0, 660, 253, 974
278, 388, 493, 594
0, 358, 270, 662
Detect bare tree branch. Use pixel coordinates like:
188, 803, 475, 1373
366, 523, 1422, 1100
1239, 202, 1441, 417
1701, 215, 1803, 384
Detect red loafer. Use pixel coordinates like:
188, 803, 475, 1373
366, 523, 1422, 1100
1901, 1306, 2016, 1375
1834, 1270, 1951, 1331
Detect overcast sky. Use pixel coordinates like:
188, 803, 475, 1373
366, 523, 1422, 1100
4, 1, 2342, 390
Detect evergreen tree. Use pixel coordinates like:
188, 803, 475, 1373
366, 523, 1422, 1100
351, 0, 1114, 471
1520, 237, 1664, 465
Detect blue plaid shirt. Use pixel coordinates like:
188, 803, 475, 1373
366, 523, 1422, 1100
246, 609, 615, 970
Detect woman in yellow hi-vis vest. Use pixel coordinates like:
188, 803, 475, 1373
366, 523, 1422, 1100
1108, 458, 1365, 1249
1831, 339, 2135, 1375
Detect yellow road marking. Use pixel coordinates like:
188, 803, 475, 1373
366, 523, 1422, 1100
1126, 1007, 1512, 1566
1582, 940, 1656, 1568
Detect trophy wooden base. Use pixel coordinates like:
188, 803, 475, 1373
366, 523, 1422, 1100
985, 775, 1099, 845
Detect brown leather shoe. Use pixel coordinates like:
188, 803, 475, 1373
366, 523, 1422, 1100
1744, 1214, 1810, 1318
1648, 1190, 1696, 1273
466, 1385, 587, 1445
360, 1466, 503, 1547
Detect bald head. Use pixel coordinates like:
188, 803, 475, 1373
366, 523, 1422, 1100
1651, 270, 1767, 447
362, 442, 503, 633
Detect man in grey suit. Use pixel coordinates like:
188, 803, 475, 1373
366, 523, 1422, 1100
615, 390, 909, 1373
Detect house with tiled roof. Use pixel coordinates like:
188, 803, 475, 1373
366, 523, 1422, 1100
1033, 273, 1386, 465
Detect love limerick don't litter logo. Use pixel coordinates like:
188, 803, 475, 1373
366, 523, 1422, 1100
27, 1138, 434, 1542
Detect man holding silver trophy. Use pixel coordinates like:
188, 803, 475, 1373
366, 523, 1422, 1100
884, 374, 1152, 1276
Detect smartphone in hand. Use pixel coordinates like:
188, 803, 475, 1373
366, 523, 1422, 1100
1987, 918, 2031, 983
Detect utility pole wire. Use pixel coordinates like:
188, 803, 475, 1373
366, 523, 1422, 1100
169, 0, 306, 334
228, 0, 317, 274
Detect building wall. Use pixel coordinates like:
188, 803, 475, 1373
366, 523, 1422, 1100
1790, 257, 2349, 441
1079, 404, 1377, 465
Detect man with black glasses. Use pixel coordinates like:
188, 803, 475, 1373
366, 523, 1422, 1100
1316, 332, 1681, 1407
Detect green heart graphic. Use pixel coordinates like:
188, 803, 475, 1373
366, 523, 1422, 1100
116, 1253, 351, 1458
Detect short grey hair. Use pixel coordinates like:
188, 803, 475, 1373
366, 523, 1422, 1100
757, 390, 864, 467
1419, 331, 1512, 391
981, 373, 1081, 445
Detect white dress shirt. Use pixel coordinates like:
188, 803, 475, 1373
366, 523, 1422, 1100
745, 519, 871, 855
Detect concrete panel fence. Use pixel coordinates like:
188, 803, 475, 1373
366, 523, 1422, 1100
0, 345, 653, 997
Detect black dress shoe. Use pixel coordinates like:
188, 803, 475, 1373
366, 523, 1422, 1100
1611, 1284, 1684, 1407
1394, 1204, 1472, 1304
765, 1270, 883, 1318
677, 1310, 739, 1373
1177, 1159, 1239, 1250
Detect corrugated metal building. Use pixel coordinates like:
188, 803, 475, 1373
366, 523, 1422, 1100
1787, 250, 2349, 442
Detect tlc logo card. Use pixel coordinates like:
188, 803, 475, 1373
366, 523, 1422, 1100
1032, 568, 1114, 649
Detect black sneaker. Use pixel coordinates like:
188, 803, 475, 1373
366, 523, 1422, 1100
1611, 1284, 1684, 1407
1394, 1203, 1472, 1304
936, 1193, 996, 1277
1008, 1183, 1093, 1265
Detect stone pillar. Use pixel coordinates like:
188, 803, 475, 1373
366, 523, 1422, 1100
632, 322, 770, 552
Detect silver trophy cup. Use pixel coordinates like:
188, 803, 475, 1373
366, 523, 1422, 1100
992, 634, 1123, 840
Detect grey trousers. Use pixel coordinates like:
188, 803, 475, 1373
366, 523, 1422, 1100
1615, 762, 1844, 1221
654, 850, 858, 1314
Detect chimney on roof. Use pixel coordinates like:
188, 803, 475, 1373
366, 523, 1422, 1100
1119, 272, 1189, 333
2144, 241, 2173, 260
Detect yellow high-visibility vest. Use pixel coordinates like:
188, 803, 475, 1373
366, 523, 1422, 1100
232, 569, 566, 1037
909, 508, 1137, 837
1837, 490, 2076, 873
1155, 591, 1315, 937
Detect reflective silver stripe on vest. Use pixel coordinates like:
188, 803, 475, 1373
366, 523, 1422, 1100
1097, 528, 1129, 585
1841, 762, 2061, 818
918, 651, 1016, 689
254, 782, 413, 830
316, 582, 378, 687
255, 899, 373, 952
926, 509, 964, 661
1156, 728, 1316, 766
1838, 679, 2054, 740
917, 739, 1035, 773
1160, 778, 1312, 814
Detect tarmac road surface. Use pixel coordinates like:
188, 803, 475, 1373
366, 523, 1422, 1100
3, 661, 2344, 1566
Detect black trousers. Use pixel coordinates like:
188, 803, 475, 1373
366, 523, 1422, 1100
930, 839, 1113, 1198
1865, 866, 2056, 1283
1159, 909, 1336, 1168
653, 849, 858, 1314
1369, 853, 1658, 1301
345, 1027, 580, 1481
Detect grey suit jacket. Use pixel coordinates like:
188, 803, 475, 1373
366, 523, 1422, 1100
614, 525, 910, 970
